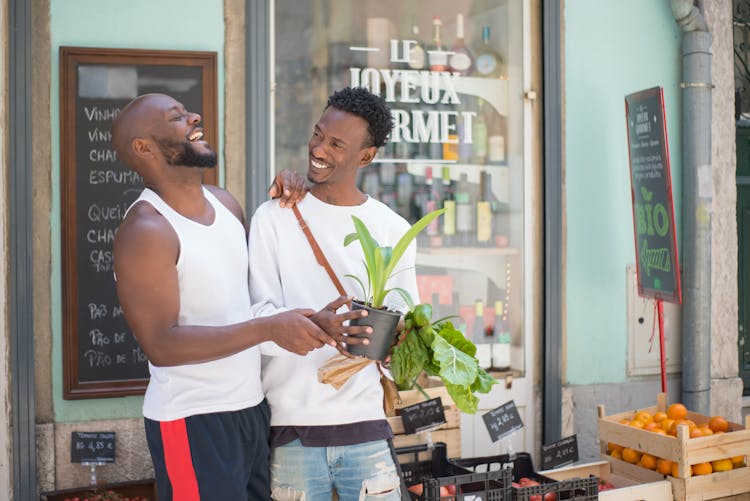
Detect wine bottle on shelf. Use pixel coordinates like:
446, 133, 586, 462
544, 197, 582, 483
441, 166, 456, 246
491, 300, 511, 371
427, 16, 449, 72
458, 114, 473, 162
454, 173, 473, 246
423, 167, 441, 245
408, 21, 426, 70
442, 133, 459, 161
477, 171, 493, 246
396, 172, 414, 222
473, 299, 491, 370
472, 100, 488, 164
474, 26, 504, 78
448, 13, 474, 76
410, 171, 428, 225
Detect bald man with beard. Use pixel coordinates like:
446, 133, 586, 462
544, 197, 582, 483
112, 93, 370, 500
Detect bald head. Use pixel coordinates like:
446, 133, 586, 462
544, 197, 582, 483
112, 93, 175, 170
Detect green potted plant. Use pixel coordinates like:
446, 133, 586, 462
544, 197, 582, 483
343, 208, 496, 414
343, 209, 445, 361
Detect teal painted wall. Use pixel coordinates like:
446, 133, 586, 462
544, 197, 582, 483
50, 0, 225, 421
565, 1, 682, 384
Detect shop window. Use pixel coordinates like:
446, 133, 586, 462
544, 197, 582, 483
274, 0, 528, 376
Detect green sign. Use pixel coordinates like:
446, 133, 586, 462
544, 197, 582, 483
625, 87, 681, 304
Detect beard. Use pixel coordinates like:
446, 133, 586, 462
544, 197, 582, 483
155, 137, 217, 168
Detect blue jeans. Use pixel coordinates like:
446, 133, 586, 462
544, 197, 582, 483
270, 439, 401, 501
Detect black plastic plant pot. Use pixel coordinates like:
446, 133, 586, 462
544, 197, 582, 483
347, 300, 401, 361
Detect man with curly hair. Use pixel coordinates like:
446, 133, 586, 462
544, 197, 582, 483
249, 87, 417, 500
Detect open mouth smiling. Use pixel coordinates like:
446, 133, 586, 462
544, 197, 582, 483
311, 159, 331, 170
188, 129, 204, 142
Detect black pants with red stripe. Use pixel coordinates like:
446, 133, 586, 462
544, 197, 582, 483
145, 400, 271, 501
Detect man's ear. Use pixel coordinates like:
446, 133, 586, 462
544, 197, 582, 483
132, 137, 154, 159
358, 146, 378, 167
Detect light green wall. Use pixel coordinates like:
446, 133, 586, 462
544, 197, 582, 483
50, 0, 225, 421
565, 1, 682, 384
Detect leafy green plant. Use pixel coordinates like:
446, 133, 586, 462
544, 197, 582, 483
344, 209, 445, 309
391, 303, 496, 414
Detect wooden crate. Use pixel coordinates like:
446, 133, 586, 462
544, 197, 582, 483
597, 393, 750, 500
541, 460, 673, 501
390, 386, 461, 459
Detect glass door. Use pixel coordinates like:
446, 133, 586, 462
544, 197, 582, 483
272, 0, 542, 458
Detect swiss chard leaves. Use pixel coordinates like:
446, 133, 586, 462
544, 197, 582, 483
390, 305, 497, 414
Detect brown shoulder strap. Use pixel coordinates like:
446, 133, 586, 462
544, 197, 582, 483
292, 204, 348, 297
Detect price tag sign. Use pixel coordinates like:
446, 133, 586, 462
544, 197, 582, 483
399, 397, 447, 434
541, 435, 579, 470
482, 400, 523, 442
70, 431, 116, 464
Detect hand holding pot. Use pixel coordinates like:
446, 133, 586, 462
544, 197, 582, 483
265, 309, 338, 355
309, 295, 372, 357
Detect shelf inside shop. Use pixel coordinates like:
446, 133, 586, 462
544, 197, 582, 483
417, 246, 519, 278
417, 246, 520, 256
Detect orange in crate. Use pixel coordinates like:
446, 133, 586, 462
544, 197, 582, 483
692, 462, 712, 476
656, 458, 674, 475
711, 458, 732, 472
622, 447, 641, 465
639, 453, 657, 470
667, 403, 688, 421
708, 416, 730, 434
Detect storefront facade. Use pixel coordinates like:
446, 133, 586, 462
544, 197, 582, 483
1, 0, 742, 497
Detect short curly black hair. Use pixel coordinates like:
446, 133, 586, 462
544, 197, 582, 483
326, 87, 394, 149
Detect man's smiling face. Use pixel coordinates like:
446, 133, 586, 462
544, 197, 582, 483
150, 96, 217, 168
307, 107, 372, 190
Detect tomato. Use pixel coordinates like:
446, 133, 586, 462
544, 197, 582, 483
407, 483, 423, 496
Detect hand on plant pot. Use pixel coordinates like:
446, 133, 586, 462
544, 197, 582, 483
265, 309, 339, 355
309, 295, 373, 357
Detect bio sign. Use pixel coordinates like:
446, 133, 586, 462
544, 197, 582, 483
625, 87, 681, 304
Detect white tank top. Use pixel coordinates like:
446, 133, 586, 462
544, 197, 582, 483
129, 187, 263, 421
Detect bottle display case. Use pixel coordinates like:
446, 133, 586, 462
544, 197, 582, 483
273, 0, 530, 395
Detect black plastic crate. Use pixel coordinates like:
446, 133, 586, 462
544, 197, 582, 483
450, 453, 597, 501
396, 442, 512, 500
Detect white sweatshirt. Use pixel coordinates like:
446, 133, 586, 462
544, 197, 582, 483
249, 193, 419, 426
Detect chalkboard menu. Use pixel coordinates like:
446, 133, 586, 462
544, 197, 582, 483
60, 47, 217, 399
625, 87, 682, 304
71, 431, 116, 464
482, 399, 524, 442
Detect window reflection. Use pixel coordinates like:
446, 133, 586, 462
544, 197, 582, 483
274, 0, 525, 375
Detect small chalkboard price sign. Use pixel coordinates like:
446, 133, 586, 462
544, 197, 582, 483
482, 400, 523, 442
541, 435, 579, 470
60, 47, 217, 399
71, 431, 116, 464
399, 397, 447, 434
